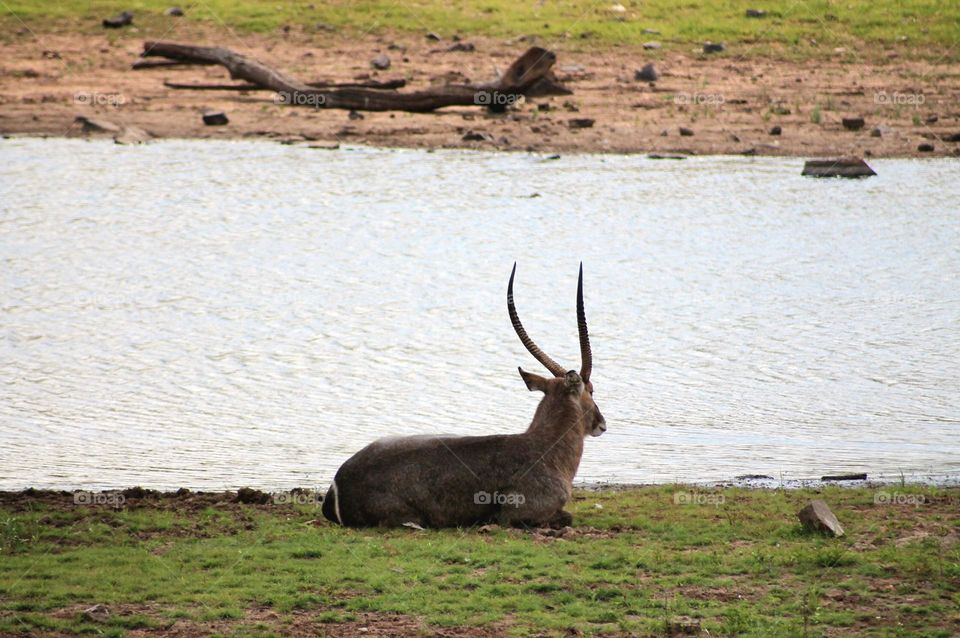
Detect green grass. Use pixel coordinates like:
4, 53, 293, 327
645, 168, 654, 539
1, 485, 958, 636
2, 0, 958, 58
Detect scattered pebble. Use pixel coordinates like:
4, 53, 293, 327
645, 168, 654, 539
370, 54, 390, 70
634, 63, 658, 82
679, 126, 694, 136
842, 116, 865, 130
202, 110, 229, 126
769, 125, 782, 135
918, 143, 934, 152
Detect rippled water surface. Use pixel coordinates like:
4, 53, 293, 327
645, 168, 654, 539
1, 138, 958, 490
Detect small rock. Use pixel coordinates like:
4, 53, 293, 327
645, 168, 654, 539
202, 110, 228, 126
634, 63, 658, 82
870, 127, 883, 137
647, 153, 687, 160
75, 116, 121, 134
568, 118, 595, 129
562, 100, 579, 112
42, 50, 62, 60
165, 7, 184, 17
82, 604, 110, 623
842, 117, 865, 130
745, 8, 767, 18
446, 42, 475, 52
462, 130, 493, 142
102, 11, 133, 28
821, 473, 867, 481
660, 129, 669, 136
642, 28, 660, 34
114, 126, 150, 145
307, 142, 340, 150
944, 132, 960, 142
925, 114, 938, 124
918, 143, 934, 152
642, 41, 661, 50
801, 158, 876, 178
769, 125, 781, 136
371, 54, 390, 70
425, 32, 442, 41
679, 126, 694, 136
387, 43, 405, 51
542, 153, 561, 160
798, 499, 845, 537
315, 22, 337, 32
666, 616, 701, 635
703, 42, 726, 54
348, 110, 364, 120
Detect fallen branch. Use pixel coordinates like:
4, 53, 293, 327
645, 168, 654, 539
137, 41, 566, 112
162, 78, 408, 91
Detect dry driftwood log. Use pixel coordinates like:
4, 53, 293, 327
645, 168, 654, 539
136, 41, 568, 112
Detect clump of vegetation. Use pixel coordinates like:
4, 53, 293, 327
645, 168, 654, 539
0, 485, 957, 636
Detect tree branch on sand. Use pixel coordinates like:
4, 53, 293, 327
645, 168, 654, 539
135, 42, 570, 113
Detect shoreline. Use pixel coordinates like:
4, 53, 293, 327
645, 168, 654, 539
3, 29, 959, 158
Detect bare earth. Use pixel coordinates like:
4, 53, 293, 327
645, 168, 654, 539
2, 26, 959, 157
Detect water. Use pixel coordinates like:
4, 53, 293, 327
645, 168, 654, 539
1, 138, 958, 491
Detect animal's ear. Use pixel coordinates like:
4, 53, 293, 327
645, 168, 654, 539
518, 367, 550, 393
563, 370, 584, 395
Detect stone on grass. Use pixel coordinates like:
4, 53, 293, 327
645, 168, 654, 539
798, 499, 845, 537
634, 63, 658, 82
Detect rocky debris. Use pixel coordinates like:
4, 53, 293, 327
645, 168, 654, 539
821, 473, 867, 481
679, 126, 694, 136
870, 127, 883, 137
165, 7, 184, 17
202, 110, 229, 125
802, 158, 876, 178
75, 115, 121, 134
642, 41, 661, 50
236, 487, 271, 504
462, 130, 493, 142
634, 63, 658, 82
703, 42, 726, 54
114, 125, 150, 145
425, 32, 442, 41
446, 42, 475, 52
798, 499, 845, 537
918, 142, 935, 152
568, 118, 595, 129
102, 11, 133, 29
925, 114, 938, 124
745, 8, 767, 18
842, 116, 865, 130
371, 54, 390, 70
82, 604, 110, 623
348, 110, 364, 120
944, 132, 960, 142
769, 125, 782, 135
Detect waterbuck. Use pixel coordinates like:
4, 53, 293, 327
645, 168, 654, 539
321, 264, 605, 528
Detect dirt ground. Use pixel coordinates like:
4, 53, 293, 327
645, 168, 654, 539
2, 26, 959, 157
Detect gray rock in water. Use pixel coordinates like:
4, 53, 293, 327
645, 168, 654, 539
202, 110, 229, 126
802, 158, 876, 178
634, 63, 658, 82
798, 499, 845, 537
114, 126, 150, 145
371, 54, 391, 70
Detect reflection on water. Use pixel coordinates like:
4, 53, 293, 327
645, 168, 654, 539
1, 138, 958, 490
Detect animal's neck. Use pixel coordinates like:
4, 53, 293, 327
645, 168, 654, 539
524, 397, 585, 483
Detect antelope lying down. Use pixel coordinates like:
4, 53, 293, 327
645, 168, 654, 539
322, 264, 605, 528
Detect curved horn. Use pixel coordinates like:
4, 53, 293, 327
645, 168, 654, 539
577, 262, 592, 382
508, 263, 565, 377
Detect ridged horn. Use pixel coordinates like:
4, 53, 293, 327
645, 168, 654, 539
577, 262, 592, 382
508, 263, 565, 377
